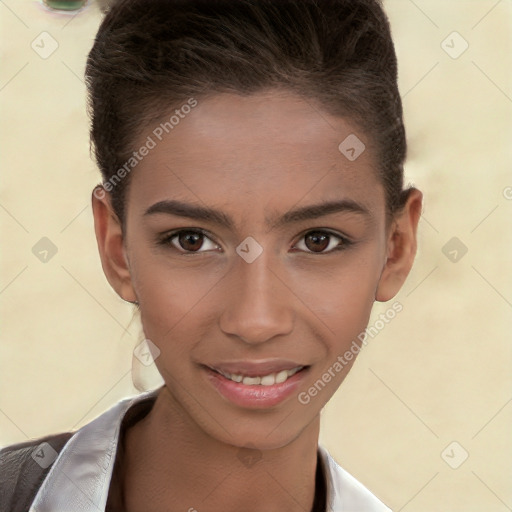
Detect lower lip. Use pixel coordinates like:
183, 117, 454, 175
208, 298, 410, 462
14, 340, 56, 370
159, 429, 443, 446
202, 365, 309, 409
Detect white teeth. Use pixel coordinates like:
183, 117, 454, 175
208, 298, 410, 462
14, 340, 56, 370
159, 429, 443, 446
286, 367, 303, 378
242, 376, 261, 385
275, 370, 288, 383
216, 366, 304, 385
260, 374, 275, 386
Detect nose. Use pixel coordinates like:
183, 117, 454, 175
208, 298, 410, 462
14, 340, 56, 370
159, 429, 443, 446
219, 251, 294, 345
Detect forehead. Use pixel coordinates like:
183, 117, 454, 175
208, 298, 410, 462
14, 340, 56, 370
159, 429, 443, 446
127, 90, 385, 226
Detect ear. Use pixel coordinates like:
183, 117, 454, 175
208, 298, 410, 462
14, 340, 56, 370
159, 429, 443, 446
91, 186, 137, 303
375, 188, 423, 302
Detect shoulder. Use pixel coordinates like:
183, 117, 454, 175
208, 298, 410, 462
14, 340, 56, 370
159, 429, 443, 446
0, 431, 74, 512
319, 444, 392, 511
3, 388, 162, 512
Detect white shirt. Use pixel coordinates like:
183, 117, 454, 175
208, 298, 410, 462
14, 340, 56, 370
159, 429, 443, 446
28, 388, 391, 512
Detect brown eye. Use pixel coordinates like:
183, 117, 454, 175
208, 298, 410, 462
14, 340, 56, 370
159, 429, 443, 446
305, 231, 330, 252
177, 231, 204, 251
295, 230, 348, 254
161, 229, 219, 253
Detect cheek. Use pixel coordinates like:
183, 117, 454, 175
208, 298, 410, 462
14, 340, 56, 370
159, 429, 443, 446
131, 251, 225, 354
297, 255, 381, 400
296, 246, 381, 320
300, 248, 383, 369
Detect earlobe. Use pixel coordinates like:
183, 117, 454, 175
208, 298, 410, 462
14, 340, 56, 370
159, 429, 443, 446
375, 188, 423, 302
91, 186, 137, 303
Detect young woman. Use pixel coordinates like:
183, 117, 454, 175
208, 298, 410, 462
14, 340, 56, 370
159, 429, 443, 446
0, 0, 422, 510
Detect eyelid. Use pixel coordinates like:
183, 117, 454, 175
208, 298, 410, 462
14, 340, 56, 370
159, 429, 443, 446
295, 227, 351, 242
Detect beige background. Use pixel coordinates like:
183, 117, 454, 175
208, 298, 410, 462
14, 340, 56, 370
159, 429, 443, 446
1, 1, 511, 510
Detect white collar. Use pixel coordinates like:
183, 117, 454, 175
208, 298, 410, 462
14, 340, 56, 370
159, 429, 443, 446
29, 388, 391, 511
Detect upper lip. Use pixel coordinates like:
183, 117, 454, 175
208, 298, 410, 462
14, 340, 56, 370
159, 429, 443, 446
205, 359, 307, 377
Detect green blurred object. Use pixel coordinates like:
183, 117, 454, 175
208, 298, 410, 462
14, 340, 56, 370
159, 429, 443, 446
43, 0, 87, 11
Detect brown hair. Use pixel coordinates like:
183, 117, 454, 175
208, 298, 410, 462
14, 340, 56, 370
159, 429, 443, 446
85, 0, 410, 224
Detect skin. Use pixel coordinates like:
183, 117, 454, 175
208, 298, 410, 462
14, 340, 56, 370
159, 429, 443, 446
92, 89, 422, 512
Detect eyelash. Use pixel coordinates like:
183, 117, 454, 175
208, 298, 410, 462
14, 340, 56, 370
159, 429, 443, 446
157, 228, 353, 255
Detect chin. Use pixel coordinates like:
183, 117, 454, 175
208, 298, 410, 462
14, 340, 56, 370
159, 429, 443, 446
211, 410, 318, 453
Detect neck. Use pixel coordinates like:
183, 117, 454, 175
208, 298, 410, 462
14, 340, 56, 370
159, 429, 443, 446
122, 386, 322, 512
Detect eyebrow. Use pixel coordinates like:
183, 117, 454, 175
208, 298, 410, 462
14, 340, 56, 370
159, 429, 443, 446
144, 198, 371, 230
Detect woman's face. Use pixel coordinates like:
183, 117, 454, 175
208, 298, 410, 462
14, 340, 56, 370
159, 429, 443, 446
104, 91, 397, 449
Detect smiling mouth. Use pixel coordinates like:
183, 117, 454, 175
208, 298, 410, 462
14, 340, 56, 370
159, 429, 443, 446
206, 365, 308, 386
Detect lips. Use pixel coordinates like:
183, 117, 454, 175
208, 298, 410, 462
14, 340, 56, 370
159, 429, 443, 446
202, 362, 309, 408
